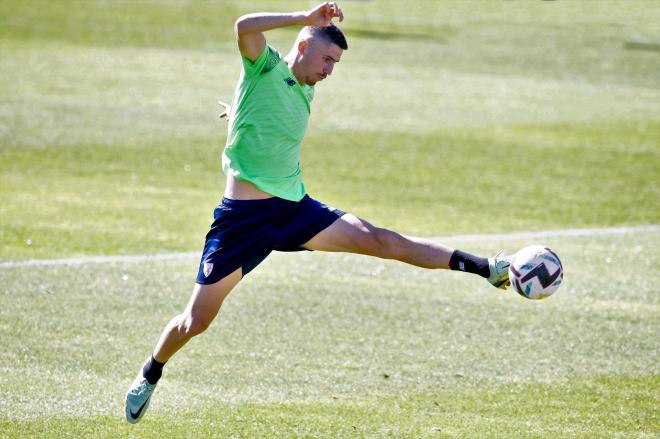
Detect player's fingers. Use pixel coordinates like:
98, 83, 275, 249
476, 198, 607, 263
324, 2, 333, 22
330, 2, 338, 17
329, 2, 343, 22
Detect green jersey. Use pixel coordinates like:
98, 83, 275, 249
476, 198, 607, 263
222, 44, 314, 201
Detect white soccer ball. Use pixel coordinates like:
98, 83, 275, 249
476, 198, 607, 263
509, 245, 563, 300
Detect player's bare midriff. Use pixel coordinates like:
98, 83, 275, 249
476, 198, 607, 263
224, 174, 275, 200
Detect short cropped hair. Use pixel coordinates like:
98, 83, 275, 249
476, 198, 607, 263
304, 24, 348, 50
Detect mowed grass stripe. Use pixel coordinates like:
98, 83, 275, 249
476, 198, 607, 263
1, 376, 657, 438
2, 121, 659, 260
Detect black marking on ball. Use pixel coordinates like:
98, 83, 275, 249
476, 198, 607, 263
514, 279, 527, 298
520, 262, 562, 288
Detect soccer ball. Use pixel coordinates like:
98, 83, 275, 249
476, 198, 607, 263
509, 245, 563, 300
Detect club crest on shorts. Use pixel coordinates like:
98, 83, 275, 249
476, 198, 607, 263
203, 261, 214, 278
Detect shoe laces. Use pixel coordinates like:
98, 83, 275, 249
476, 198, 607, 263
130, 378, 155, 397
492, 250, 511, 272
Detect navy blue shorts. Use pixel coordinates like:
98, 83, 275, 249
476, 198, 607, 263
196, 194, 345, 284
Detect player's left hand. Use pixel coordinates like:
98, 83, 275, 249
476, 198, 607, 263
218, 100, 230, 122
305, 2, 344, 27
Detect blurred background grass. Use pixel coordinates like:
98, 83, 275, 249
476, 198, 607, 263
1, 0, 658, 261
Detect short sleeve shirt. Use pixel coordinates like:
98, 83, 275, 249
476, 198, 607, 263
222, 44, 315, 201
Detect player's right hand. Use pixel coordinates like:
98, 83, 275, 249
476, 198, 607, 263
305, 2, 344, 27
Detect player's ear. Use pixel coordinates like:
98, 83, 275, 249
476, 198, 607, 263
297, 40, 308, 55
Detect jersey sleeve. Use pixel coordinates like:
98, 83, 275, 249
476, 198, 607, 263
242, 44, 282, 77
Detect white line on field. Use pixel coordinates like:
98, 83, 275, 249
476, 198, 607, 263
0, 252, 200, 269
433, 224, 659, 243
1, 225, 657, 269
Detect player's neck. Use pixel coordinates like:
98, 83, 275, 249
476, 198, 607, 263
284, 53, 305, 86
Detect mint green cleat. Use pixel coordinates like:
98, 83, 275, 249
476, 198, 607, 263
125, 363, 157, 424
487, 250, 513, 290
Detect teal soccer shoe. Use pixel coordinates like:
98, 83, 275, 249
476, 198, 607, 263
125, 363, 157, 424
487, 250, 513, 290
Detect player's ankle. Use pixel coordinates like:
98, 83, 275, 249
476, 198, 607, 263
448, 249, 490, 278
142, 355, 166, 385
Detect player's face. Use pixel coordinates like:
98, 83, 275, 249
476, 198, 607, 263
300, 39, 342, 85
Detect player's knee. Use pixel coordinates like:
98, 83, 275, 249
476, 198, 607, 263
368, 227, 402, 258
180, 313, 211, 338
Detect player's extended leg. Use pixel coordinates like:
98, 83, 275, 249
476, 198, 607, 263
302, 214, 511, 287
125, 267, 242, 424
302, 214, 453, 267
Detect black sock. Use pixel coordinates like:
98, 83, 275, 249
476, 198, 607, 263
142, 355, 166, 385
449, 249, 490, 278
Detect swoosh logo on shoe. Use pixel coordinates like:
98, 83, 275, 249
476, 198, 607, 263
129, 398, 149, 420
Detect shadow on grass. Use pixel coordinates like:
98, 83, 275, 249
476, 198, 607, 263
280, 25, 449, 44
346, 28, 447, 43
624, 39, 660, 52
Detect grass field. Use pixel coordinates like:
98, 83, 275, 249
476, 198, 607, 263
1, 0, 659, 437
2, 233, 659, 437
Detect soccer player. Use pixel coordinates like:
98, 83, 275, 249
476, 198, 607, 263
125, 2, 512, 423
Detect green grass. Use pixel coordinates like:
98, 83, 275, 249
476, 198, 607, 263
2, 121, 658, 259
1, 233, 659, 437
1, 0, 659, 436
2, 376, 658, 437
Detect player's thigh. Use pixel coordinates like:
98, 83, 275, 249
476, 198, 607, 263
183, 266, 242, 326
302, 213, 384, 255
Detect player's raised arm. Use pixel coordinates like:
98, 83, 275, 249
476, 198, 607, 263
234, 2, 344, 61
